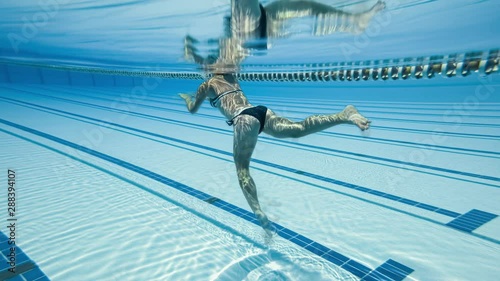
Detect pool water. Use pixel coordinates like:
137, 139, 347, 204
1, 0, 499, 280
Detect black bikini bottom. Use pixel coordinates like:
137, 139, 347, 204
226, 105, 268, 134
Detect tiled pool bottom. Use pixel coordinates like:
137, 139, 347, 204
0, 81, 499, 280
0, 117, 414, 281
0, 231, 49, 281
5, 101, 496, 279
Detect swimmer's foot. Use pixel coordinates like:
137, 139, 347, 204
356, 1, 386, 32
343, 105, 371, 131
258, 213, 276, 237
262, 220, 276, 238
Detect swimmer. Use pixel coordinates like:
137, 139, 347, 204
179, 73, 370, 235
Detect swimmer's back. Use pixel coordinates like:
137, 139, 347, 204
207, 74, 252, 118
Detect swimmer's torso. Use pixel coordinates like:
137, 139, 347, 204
207, 74, 253, 119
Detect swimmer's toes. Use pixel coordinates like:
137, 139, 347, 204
373, 1, 386, 12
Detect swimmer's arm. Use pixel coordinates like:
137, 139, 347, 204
179, 81, 210, 113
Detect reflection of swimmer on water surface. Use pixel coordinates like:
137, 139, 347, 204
231, 0, 387, 39
184, 0, 386, 67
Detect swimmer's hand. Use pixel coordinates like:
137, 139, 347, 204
178, 93, 192, 101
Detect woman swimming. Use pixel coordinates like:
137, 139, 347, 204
179, 73, 370, 234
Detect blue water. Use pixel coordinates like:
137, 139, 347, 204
1, 0, 500, 281
1, 0, 499, 70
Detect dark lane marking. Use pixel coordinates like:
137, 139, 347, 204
4, 98, 500, 241
1, 88, 499, 184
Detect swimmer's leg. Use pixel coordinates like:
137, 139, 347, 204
265, 0, 386, 35
233, 115, 273, 235
263, 105, 370, 138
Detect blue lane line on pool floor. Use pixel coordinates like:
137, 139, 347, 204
39, 83, 499, 127
4, 86, 500, 185
14, 82, 500, 144
2, 97, 499, 238
43, 83, 500, 118
3, 97, 500, 239
0, 96, 486, 222
446, 209, 498, 232
0, 118, 414, 280
0, 231, 50, 281
24, 85, 500, 158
